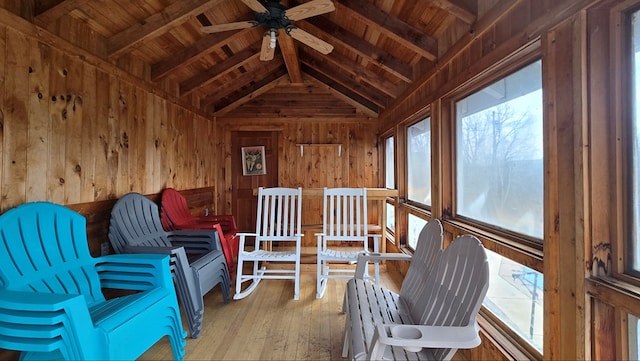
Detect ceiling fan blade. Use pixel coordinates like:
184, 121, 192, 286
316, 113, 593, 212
241, 0, 269, 13
288, 27, 333, 54
201, 21, 256, 33
260, 32, 276, 61
285, 0, 335, 21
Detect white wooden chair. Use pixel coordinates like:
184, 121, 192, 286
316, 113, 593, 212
316, 187, 381, 299
234, 187, 303, 300
342, 219, 490, 360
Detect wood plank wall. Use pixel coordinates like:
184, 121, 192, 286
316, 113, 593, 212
0, 12, 217, 214
215, 117, 380, 246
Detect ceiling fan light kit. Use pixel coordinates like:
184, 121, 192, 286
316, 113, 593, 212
202, 0, 335, 60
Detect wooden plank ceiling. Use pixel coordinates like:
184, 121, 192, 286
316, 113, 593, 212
31, 0, 482, 118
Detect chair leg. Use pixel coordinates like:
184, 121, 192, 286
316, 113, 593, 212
294, 259, 300, 300
234, 259, 266, 300
316, 259, 328, 299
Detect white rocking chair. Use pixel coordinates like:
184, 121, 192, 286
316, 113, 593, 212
316, 187, 380, 299
234, 187, 303, 300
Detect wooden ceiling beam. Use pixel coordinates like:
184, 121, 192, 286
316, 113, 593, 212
300, 48, 398, 98
107, 0, 224, 59
277, 29, 304, 84
213, 72, 290, 115
335, 0, 438, 61
429, 0, 476, 24
300, 17, 413, 83
300, 60, 388, 109
151, 26, 258, 81
200, 58, 286, 107
301, 63, 379, 114
302, 71, 378, 117
34, 0, 88, 26
180, 42, 262, 96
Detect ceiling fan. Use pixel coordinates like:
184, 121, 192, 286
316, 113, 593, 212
202, 0, 335, 61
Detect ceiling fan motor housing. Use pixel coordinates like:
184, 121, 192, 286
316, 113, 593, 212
255, 0, 293, 29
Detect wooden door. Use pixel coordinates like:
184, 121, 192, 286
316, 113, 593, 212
232, 131, 279, 232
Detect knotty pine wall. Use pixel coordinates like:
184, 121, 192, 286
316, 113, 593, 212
214, 117, 380, 245
0, 17, 217, 211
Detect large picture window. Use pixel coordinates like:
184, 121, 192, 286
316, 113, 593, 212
407, 118, 431, 206
456, 60, 544, 239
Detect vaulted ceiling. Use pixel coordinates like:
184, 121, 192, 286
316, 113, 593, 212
30, 0, 496, 118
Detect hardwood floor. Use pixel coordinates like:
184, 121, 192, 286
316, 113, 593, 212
140, 264, 402, 361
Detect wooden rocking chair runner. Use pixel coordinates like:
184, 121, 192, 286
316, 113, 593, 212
235, 187, 303, 300
109, 192, 231, 339
160, 188, 239, 274
342, 219, 490, 361
0, 202, 186, 361
316, 187, 381, 299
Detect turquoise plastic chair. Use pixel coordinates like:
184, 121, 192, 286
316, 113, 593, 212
0, 202, 186, 360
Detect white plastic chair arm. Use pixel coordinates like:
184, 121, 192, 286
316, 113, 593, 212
354, 253, 412, 279
367, 323, 481, 360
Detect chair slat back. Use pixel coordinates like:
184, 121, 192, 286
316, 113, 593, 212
255, 187, 302, 241
0, 202, 104, 305
160, 188, 194, 230
109, 193, 173, 253
410, 234, 489, 360
322, 187, 368, 240
399, 219, 443, 302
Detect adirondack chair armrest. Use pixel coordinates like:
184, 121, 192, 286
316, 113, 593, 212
95, 253, 173, 291
0, 289, 95, 349
354, 253, 412, 279
0, 289, 88, 312
370, 323, 481, 356
168, 230, 222, 252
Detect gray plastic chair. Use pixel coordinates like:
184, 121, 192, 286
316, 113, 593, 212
108, 192, 230, 339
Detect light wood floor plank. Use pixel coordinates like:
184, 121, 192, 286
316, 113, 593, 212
140, 264, 398, 361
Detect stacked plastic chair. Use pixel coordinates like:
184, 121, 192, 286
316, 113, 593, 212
160, 188, 239, 275
109, 192, 230, 339
0, 202, 186, 360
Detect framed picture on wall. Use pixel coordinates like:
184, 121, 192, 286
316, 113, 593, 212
241, 146, 267, 176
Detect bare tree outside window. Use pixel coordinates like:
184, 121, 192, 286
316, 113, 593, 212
456, 61, 543, 239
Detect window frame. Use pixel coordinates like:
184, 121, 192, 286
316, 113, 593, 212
404, 114, 433, 211
439, 46, 545, 360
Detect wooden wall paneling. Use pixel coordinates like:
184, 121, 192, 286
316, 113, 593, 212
26, 38, 50, 202
93, 69, 109, 200
3, 28, 30, 211
63, 53, 83, 204
132, 86, 147, 194
542, 12, 588, 361
80, 62, 96, 201
591, 297, 617, 360
115, 79, 131, 195
47, 47, 67, 204
587, 5, 614, 278
144, 93, 157, 191
106, 74, 121, 198
0, 26, 5, 211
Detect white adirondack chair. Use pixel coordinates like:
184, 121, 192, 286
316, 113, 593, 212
234, 187, 303, 300
343, 219, 490, 360
316, 187, 381, 299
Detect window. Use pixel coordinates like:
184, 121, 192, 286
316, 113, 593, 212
385, 136, 396, 233
407, 118, 431, 206
484, 249, 543, 353
385, 136, 395, 189
456, 60, 544, 239
407, 214, 427, 250
630, 9, 640, 274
